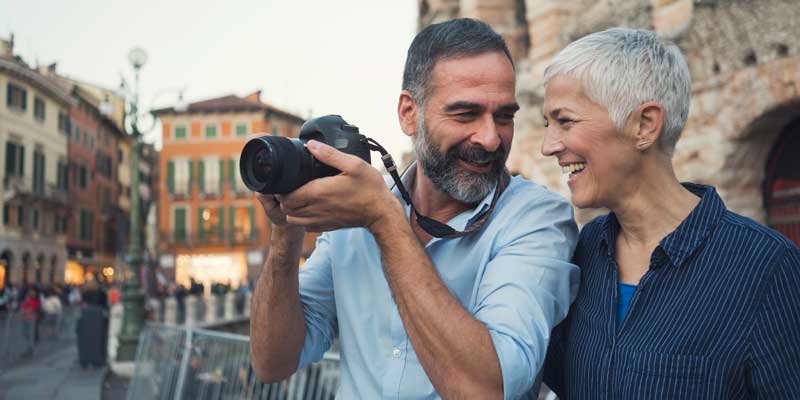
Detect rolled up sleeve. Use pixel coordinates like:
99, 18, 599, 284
473, 193, 579, 399
296, 232, 339, 369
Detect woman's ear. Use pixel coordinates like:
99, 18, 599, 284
398, 90, 419, 138
632, 101, 665, 151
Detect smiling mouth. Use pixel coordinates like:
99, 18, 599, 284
561, 162, 586, 179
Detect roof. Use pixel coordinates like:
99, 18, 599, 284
152, 92, 305, 124
0, 58, 76, 107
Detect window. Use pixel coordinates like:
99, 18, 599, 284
201, 157, 221, 195
271, 126, 279, 136
79, 165, 88, 189
4, 142, 25, 177
172, 158, 191, 195
32, 209, 39, 230
204, 124, 217, 139
235, 123, 248, 137
89, 136, 95, 150
58, 112, 71, 136
174, 125, 187, 140
197, 206, 223, 242
6, 83, 26, 111
96, 152, 112, 179
34, 97, 45, 122
79, 209, 93, 241
173, 207, 187, 242
32, 151, 45, 194
2, 204, 8, 225
231, 206, 255, 242
56, 161, 68, 192
17, 206, 24, 227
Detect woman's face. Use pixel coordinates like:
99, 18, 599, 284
541, 75, 639, 209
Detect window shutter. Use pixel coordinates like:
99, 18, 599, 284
19, 145, 24, 176
188, 159, 194, 193
5, 83, 11, 106
229, 158, 236, 193
198, 159, 205, 194
174, 208, 186, 242
217, 206, 224, 239
5, 142, 15, 175
167, 160, 175, 194
248, 205, 255, 239
197, 207, 205, 240
20, 89, 26, 111
219, 159, 224, 194
228, 206, 235, 242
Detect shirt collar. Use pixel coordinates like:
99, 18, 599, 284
599, 183, 726, 268
391, 161, 496, 232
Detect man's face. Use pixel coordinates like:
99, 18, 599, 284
414, 51, 518, 204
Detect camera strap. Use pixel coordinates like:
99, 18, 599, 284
365, 138, 510, 239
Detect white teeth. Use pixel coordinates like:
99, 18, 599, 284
561, 162, 586, 175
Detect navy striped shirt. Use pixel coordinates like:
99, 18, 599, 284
544, 183, 800, 399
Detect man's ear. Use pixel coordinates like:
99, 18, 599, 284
398, 90, 419, 138
632, 101, 665, 151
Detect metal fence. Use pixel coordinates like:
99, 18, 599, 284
127, 324, 340, 400
1, 306, 80, 367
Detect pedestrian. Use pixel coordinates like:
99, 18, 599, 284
42, 288, 62, 338
19, 288, 40, 357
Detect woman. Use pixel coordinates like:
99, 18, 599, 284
541, 28, 800, 399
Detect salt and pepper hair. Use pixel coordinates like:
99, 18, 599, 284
403, 18, 514, 105
543, 28, 691, 154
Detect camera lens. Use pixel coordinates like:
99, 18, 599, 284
240, 136, 313, 194
253, 147, 273, 183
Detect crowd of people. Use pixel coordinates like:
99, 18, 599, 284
0, 280, 114, 358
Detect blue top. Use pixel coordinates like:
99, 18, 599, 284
544, 183, 800, 399
296, 165, 580, 399
616, 283, 637, 331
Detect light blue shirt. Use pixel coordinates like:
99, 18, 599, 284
296, 166, 579, 399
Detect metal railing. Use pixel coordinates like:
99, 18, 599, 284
127, 324, 340, 400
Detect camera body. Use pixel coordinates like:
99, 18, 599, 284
239, 115, 371, 194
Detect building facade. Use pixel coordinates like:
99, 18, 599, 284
0, 38, 72, 288
154, 91, 307, 292
418, 0, 800, 245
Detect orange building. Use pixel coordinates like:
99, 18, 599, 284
153, 91, 308, 291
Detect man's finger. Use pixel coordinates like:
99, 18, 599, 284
306, 140, 361, 173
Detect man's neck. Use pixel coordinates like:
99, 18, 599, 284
410, 166, 473, 224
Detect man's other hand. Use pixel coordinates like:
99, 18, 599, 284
278, 140, 401, 232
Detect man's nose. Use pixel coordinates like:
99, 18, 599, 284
541, 128, 564, 157
471, 116, 502, 153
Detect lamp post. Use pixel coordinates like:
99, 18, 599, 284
116, 46, 148, 361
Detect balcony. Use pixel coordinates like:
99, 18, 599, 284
2, 175, 69, 206
165, 229, 261, 248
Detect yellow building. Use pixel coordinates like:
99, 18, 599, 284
0, 37, 72, 287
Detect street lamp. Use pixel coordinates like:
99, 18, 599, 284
116, 46, 150, 362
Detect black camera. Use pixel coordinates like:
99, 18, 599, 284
239, 115, 371, 194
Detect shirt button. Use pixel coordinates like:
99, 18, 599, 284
392, 348, 402, 358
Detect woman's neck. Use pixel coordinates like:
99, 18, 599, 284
612, 161, 700, 247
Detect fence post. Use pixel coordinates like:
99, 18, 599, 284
173, 327, 194, 400
185, 296, 197, 326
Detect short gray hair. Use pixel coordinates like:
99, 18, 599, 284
543, 28, 691, 154
403, 18, 514, 105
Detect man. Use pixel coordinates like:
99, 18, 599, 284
250, 18, 579, 399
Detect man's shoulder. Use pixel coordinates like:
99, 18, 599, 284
499, 175, 572, 214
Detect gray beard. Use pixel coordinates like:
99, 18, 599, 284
413, 114, 505, 204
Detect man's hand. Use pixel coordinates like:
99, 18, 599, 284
278, 140, 402, 232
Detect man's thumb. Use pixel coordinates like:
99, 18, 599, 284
306, 140, 351, 170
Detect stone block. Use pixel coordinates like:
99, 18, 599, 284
652, 0, 693, 39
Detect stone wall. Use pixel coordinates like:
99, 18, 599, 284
418, 0, 800, 224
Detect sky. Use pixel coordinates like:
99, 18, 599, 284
0, 0, 418, 159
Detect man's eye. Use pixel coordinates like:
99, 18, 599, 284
543, 118, 550, 128
495, 114, 515, 125
455, 112, 477, 120
558, 118, 574, 125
